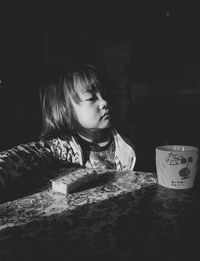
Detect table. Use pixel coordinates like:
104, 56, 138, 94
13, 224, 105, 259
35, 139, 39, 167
0, 168, 200, 261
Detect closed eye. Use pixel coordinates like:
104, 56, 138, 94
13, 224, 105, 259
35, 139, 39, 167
86, 96, 97, 103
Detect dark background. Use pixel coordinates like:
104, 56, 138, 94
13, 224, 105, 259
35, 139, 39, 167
0, 2, 200, 171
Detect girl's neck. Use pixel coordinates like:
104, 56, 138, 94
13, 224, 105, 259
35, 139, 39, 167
76, 127, 111, 147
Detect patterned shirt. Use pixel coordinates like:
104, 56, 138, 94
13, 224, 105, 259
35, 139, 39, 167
0, 128, 136, 191
75, 135, 116, 170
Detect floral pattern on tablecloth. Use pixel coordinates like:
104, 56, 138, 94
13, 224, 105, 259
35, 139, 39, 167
1, 169, 200, 261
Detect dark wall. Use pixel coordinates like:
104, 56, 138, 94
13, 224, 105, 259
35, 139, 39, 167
129, 94, 200, 172
1, 3, 200, 164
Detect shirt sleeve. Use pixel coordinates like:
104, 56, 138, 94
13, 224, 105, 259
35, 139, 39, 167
0, 140, 55, 190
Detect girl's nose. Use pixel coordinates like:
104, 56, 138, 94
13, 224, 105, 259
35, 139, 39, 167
99, 97, 108, 110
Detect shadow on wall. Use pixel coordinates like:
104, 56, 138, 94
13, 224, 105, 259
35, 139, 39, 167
128, 94, 200, 172
0, 108, 42, 151
0, 89, 42, 151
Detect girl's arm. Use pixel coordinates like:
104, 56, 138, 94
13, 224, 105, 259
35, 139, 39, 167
0, 137, 82, 191
0, 140, 55, 190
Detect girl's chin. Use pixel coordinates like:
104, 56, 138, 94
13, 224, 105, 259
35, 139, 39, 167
100, 124, 111, 130
89, 124, 111, 132
82, 120, 111, 131
100, 120, 111, 129
103, 117, 111, 126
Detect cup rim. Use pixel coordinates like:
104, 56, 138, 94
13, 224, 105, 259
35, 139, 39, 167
156, 145, 199, 152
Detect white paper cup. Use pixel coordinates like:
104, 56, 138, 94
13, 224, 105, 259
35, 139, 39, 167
156, 145, 199, 189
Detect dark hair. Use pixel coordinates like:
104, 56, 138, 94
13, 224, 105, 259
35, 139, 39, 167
40, 63, 103, 140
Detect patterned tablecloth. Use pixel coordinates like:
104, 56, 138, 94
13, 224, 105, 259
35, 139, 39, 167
0, 168, 200, 261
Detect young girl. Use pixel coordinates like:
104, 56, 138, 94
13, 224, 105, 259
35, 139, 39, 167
0, 64, 136, 191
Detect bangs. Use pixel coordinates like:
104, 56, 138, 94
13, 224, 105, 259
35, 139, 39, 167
68, 68, 102, 103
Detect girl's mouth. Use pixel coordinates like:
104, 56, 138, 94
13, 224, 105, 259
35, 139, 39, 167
101, 113, 110, 119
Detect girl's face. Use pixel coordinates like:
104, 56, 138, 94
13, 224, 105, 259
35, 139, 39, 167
72, 85, 111, 131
